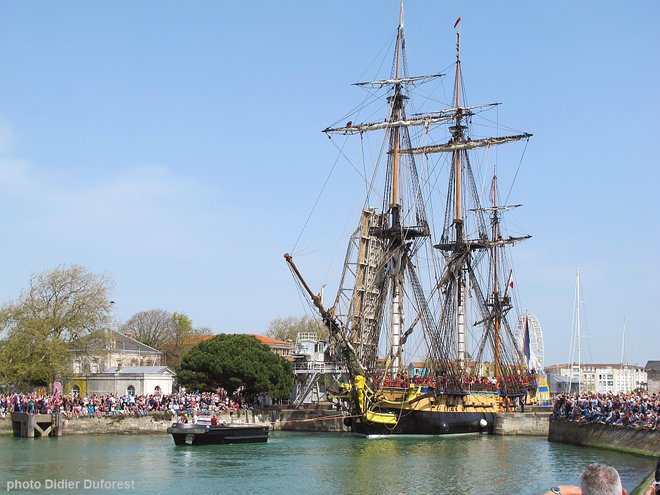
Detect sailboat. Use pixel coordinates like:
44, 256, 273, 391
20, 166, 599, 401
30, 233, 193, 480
285, 3, 536, 436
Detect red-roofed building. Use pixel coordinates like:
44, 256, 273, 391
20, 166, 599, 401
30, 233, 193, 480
250, 334, 293, 360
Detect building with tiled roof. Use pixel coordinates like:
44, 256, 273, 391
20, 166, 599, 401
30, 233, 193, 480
251, 334, 293, 360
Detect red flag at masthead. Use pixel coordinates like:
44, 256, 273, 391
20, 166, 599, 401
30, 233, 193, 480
453, 17, 462, 29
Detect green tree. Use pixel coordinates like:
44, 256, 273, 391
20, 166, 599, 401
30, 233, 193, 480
161, 312, 210, 369
266, 315, 327, 342
0, 264, 114, 388
177, 334, 294, 399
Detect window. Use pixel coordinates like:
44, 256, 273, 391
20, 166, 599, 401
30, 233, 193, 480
127, 385, 136, 396
72, 385, 81, 396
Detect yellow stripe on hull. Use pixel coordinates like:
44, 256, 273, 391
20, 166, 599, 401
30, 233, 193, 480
353, 375, 499, 425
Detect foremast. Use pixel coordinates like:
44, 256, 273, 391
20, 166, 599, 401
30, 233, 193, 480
323, 0, 434, 380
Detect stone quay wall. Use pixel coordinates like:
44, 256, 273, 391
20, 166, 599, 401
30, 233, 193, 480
0, 409, 276, 436
493, 412, 550, 436
548, 417, 660, 457
0, 409, 545, 435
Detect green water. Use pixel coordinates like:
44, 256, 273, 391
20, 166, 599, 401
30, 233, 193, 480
0, 432, 654, 495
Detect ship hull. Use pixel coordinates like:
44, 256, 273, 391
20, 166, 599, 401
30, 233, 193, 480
352, 410, 495, 436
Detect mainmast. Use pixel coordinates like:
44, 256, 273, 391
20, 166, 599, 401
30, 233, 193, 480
389, 0, 405, 375
452, 32, 467, 370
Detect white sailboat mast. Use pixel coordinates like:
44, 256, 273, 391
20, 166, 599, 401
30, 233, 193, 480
568, 268, 582, 394
576, 269, 581, 394
620, 316, 626, 367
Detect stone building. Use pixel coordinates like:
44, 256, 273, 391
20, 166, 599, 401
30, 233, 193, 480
84, 366, 175, 396
645, 361, 660, 393
65, 330, 166, 396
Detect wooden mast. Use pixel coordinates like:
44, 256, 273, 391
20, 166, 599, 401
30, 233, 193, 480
453, 31, 466, 370
390, 0, 404, 210
491, 167, 502, 388
453, 32, 462, 225
389, 0, 405, 375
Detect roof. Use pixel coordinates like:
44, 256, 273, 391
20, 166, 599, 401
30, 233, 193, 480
102, 366, 175, 375
409, 361, 427, 368
112, 330, 163, 354
250, 334, 291, 347
545, 363, 645, 371
645, 361, 660, 371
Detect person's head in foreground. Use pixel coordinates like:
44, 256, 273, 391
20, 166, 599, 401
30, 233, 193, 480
580, 463, 623, 495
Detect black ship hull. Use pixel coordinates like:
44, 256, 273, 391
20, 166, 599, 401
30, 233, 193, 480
167, 423, 269, 446
351, 410, 495, 436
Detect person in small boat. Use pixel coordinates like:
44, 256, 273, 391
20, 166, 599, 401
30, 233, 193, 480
211, 414, 218, 426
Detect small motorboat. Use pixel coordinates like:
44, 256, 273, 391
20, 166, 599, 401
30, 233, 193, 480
167, 417, 269, 446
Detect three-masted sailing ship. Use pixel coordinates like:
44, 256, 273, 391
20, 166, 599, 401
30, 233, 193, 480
286, 3, 537, 436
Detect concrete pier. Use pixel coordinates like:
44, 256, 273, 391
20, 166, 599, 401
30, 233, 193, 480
11, 412, 63, 438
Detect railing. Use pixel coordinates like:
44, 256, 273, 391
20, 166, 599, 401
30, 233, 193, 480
294, 361, 345, 374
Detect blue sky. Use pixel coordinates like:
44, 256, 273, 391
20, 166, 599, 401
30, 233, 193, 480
0, 2, 658, 368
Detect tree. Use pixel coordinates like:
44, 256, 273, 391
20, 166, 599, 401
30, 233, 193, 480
266, 315, 327, 343
120, 310, 212, 369
161, 312, 210, 369
0, 264, 114, 388
120, 309, 174, 349
177, 334, 294, 399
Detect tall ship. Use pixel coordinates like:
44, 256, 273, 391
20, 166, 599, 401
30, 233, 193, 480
285, 3, 537, 436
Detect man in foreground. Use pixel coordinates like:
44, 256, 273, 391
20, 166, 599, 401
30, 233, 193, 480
541, 463, 627, 495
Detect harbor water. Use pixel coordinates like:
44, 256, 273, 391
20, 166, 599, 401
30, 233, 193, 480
0, 432, 654, 495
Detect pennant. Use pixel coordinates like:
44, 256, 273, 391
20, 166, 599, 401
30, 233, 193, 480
453, 17, 462, 29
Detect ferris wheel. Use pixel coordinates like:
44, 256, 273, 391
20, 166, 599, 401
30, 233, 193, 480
516, 313, 545, 372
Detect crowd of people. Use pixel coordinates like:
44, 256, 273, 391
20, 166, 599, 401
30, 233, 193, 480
0, 390, 256, 419
553, 391, 660, 430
